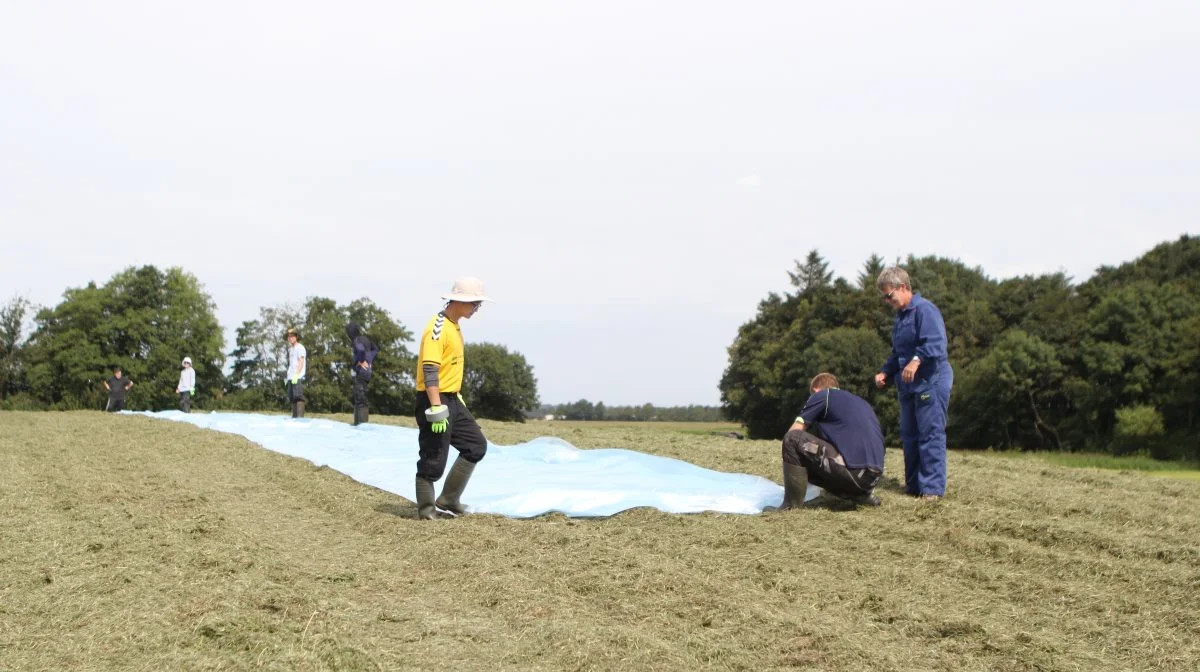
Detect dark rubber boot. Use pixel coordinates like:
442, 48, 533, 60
779, 462, 809, 510
293, 401, 305, 418
435, 457, 476, 516
415, 476, 437, 520
849, 491, 882, 507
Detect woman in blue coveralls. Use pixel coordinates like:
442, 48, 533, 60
873, 267, 953, 500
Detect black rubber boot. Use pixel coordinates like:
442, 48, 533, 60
292, 401, 305, 418
435, 457, 476, 516
849, 491, 882, 507
415, 476, 437, 520
779, 462, 809, 510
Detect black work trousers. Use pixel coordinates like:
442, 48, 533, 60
414, 393, 487, 482
782, 430, 881, 499
352, 370, 369, 424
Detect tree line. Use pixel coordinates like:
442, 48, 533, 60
533, 400, 724, 422
719, 235, 1200, 460
0, 266, 540, 421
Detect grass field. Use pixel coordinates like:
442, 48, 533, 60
3, 411, 1198, 671
986, 449, 1200, 480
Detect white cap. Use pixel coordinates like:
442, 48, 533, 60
441, 276, 493, 303
183, 357, 192, 365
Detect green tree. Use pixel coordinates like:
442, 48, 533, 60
788, 250, 834, 294
0, 295, 33, 402
719, 292, 801, 438
1076, 281, 1198, 445
1162, 314, 1200, 453
225, 304, 302, 410
24, 267, 225, 410
226, 297, 414, 414
1110, 405, 1166, 458
951, 330, 1068, 450
856, 253, 886, 291
461, 342, 539, 422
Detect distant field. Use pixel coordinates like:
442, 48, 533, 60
3, 411, 1198, 671
529, 419, 745, 435
987, 449, 1200, 480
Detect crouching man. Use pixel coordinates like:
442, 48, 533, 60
778, 373, 885, 509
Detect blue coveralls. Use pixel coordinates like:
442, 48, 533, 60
880, 294, 953, 496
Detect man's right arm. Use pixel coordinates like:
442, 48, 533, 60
423, 363, 441, 406
789, 395, 821, 433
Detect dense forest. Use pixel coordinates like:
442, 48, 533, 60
719, 236, 1199, 460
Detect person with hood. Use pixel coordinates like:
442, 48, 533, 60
176, 356, 196, 412
346, 321, 379, 425
874, 266, 953, 500
413, 277, 493, 520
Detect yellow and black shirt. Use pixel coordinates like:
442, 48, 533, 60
416, 312, 465, 393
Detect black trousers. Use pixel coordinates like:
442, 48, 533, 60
105, 398, 124, 412
287, 381, 305, 417
351, 370, 369, 424
782, 430, 881, 499
179, 391, 192, 413
414, 393, 487, 481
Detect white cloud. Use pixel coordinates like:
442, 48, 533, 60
736, 174, 762, 188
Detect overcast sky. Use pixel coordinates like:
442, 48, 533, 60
2, 1, 1197, 406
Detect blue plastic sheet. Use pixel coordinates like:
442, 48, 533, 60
136, 411, 819, 517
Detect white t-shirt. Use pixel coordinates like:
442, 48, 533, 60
177, 367, 196, 393
288, 343, 307, 380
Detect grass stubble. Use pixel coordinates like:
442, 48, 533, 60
1, 412, 1197, 671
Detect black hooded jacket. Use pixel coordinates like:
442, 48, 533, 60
346, 322, 380, 381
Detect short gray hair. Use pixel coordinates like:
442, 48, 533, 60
876, 267, 911, 291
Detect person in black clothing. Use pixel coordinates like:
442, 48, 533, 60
346, 321, 379, 425
103, 367, 133, 412
777, 372, 885, 509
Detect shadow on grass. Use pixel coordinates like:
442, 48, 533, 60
876, 475, 907, 494
373, 502, 416, 518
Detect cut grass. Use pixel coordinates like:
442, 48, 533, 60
2, 411, 1199, 671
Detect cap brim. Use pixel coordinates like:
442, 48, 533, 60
441, 293, 493, 302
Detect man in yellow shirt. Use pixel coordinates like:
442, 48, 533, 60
414, 277, 493, 520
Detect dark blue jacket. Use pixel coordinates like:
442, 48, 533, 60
797, 388, 885, 471
880, 294, 949, 392
346, 322, 379, 380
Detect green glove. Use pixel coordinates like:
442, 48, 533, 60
289, 375, 299, 385
425, 405, 449, 433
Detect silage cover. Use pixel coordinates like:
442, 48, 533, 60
137, 411, 819, 517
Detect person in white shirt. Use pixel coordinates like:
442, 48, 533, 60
285, 328, 307, 418
176, 356, 196, 413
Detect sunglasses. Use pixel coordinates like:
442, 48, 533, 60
882, 287, 901, 301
